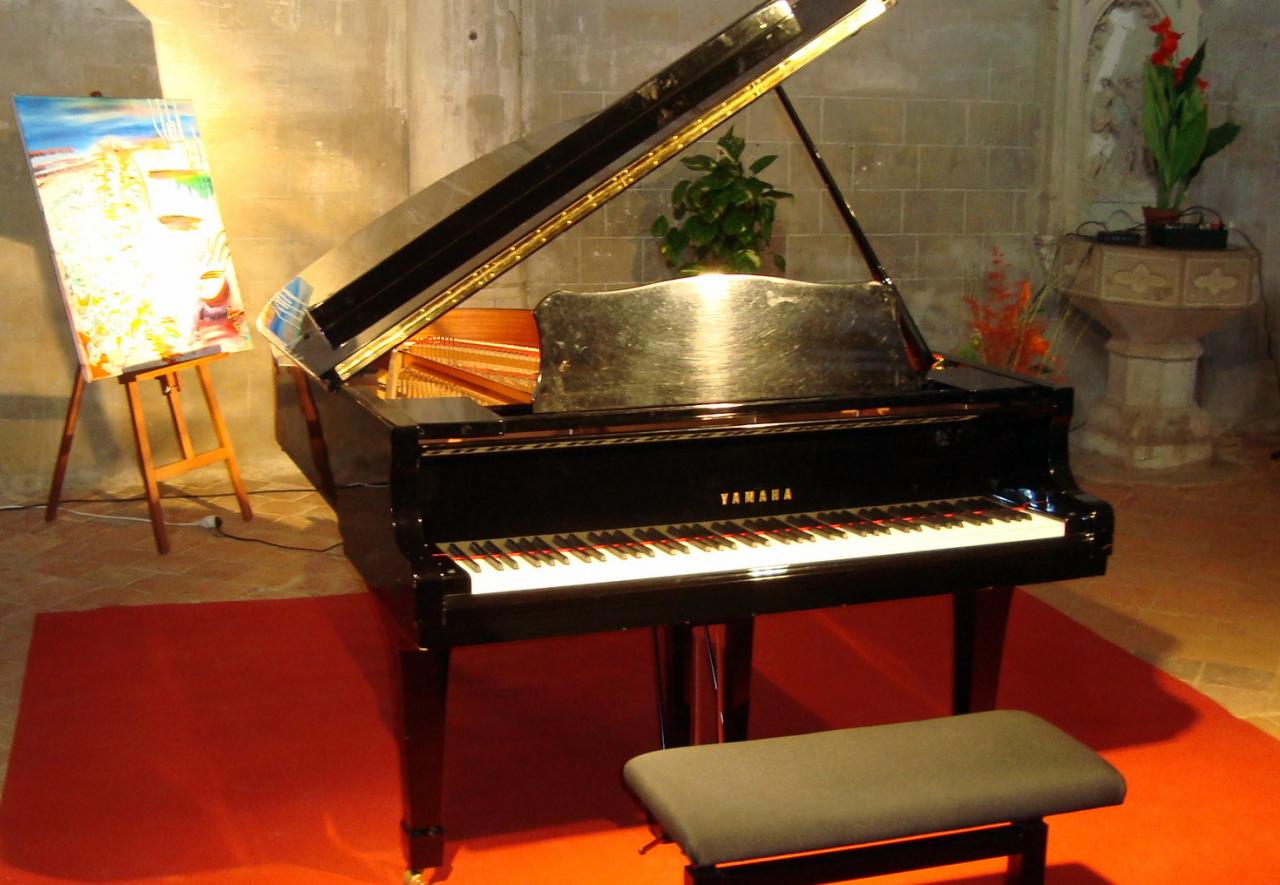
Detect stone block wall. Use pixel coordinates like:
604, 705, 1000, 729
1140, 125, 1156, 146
509, 0, 1049, 352
1189, 1, 1280, 429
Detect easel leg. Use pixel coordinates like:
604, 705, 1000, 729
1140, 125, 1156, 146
952, 585, 1015, 713
160, 372, 196, 461
123, 376, 170, 555
196, 362, 252, 521
46, 371, 86, 522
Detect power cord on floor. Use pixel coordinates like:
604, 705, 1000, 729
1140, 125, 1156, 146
3, 487, 353, 554
209, 517, 344, 553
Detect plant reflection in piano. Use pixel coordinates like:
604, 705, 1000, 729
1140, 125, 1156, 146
650, 127, 792, 276
960, 246, 1060, 378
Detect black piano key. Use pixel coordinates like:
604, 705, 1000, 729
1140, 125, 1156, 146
535, 535, 570, 563
645, 527, 689, 554
805, 514, 846, 538
553, 534, 595, 562
819, 511, 880, 535
712, 521, 766, 546
767, 516, 814, 542
669, 525, 713, 551
447, 543, 482, 573
892, 503, 954, 530
744, 518, 793, 543
616, 530, 655, 558
565, 532, 609, 561
505, 539, 543, 567
601, 530, 630, 556
588, 531, 630, 559
690, 523, 736, 549
529, 536, 570, 564
785, 514, 831, 539
633, 528, 672, 555
947, 500, 993, 525
484, 540, 520, 568
468, 541, 503, 571
865, 507, 919, 533
972, 499, 1029, 522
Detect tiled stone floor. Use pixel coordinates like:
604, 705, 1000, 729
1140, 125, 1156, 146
1, 434, 1277, 792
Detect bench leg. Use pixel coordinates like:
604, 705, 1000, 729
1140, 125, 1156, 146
1007, 818, 1048, 885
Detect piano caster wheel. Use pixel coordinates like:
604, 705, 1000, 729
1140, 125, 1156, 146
403, 871, 426, 885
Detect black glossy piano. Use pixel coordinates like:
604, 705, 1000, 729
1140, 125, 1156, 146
257, 0, 1113, 874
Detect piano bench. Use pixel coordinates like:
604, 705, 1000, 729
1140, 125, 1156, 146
622, 710, 1125, 885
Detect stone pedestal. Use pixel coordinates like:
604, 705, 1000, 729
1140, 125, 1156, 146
1062, 240, 1259, 471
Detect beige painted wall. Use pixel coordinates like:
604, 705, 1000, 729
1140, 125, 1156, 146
0, 0, 408, 499
1, 0, 1276, 503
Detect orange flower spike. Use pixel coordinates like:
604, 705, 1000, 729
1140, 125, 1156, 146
1016, 280, 1032, 311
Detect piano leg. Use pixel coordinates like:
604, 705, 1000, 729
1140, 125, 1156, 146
656, 624, 693, 748
951, 585, 1014, 714
655, 619, 755, 747
397, 644, 451, 872
720, 618, 754, 742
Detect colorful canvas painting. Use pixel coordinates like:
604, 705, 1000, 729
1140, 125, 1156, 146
13, 96, 251, 380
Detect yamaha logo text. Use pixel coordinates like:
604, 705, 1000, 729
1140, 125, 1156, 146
720, 487, 793, 506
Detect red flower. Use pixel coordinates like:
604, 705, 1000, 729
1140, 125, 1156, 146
1174, 56, 1208, 91
1149, 17, 1182, 66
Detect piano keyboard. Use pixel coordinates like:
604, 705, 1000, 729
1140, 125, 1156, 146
445, 498, 1065, 596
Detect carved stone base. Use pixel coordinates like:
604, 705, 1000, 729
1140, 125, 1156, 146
1062, 240, 1259, 473
1078, 337, 1213, 469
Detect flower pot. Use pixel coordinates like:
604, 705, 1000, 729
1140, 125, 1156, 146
1142, 207, 1182, 246
1141, 206, 1182, 241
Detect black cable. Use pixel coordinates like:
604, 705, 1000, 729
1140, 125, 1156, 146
212, 519, 343, 553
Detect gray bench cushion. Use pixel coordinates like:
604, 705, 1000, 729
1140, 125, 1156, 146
623, 710, 1126, 866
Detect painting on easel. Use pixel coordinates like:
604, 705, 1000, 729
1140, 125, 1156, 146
13, 95, 252, 380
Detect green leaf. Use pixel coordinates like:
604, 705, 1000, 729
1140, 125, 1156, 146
664, 226, 688, 253
749, 154, 778, 174
671, 180, 689, 208
718, 128, 745, 161
1189, 120, 1241, 181
773, 253, 786, 273
685, 216, 716, 247
650, 215, 669, 238
1177, 42, 1207, 95
722, 208, 749, 236
681, 154, 715, 172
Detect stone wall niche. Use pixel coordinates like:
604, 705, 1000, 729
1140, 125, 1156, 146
1048, 0, 1199, 233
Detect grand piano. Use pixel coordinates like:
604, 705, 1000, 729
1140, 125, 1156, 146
257, 0, 1113, 874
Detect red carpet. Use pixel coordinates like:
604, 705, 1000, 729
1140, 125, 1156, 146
3, 591, 1278, 883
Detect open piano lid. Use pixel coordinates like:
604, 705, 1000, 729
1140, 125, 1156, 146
257, 0, 903, 386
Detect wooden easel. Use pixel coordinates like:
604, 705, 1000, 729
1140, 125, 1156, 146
46, 352, 253, 554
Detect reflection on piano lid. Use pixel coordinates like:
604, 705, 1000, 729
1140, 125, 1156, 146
257, 0, 901, 389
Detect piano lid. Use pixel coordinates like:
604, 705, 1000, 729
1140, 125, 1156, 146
257, 0, 898, 385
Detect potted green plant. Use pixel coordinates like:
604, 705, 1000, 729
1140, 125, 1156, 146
650, 128, 791, 275
1139, 17, 1240, 223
